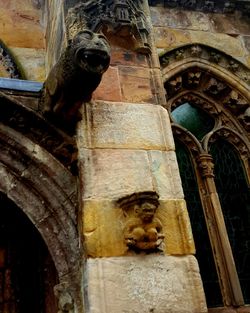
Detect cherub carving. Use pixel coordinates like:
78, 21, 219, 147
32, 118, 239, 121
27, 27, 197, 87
118, 192, 164, 252
41, 29, 110, 133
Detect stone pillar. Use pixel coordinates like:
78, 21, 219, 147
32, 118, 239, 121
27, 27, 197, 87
197, 154, 244, 306
77, 1, 207, 312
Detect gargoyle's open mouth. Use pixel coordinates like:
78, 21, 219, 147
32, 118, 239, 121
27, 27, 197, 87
76, 48, 110, 74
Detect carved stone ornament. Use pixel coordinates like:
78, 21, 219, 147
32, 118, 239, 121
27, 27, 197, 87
0, 41, 23, 79
54, 283, 75, 313
197, 154, 215, 178
117, 191, 164, 252
66, 0, 150, 53
40, 29, 111, 134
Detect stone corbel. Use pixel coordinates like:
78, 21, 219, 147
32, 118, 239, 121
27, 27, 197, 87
197, 154, 214, 178
117, 191, 164, 253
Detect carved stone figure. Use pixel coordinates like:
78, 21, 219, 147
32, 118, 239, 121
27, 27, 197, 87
41, 30, 110, 132
118, 192, 164, 252
54, 283, 75, 313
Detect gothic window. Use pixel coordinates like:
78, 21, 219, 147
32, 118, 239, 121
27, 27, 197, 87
161, 44, 250, 311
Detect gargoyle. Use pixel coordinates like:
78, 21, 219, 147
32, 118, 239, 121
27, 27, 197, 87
41, 30, 110, 133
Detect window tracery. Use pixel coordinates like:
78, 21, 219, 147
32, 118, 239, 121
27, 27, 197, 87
162, 44, 250, 310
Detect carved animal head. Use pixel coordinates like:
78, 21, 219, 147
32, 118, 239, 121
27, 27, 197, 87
72, 30, 111, 74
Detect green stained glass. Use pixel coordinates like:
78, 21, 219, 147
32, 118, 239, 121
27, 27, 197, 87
175, 140, 223, 307
211, 140, 250, 304
172, 103, 215, 140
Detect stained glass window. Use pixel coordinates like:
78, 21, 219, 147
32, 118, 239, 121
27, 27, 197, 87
211, 140, 250, 304
175, 140, 223, 307
172, 103, 215, 140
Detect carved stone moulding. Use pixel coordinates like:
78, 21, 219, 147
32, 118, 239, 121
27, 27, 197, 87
161, 45, 250, 135
0, 41, 24, 79
171, 124, 203, 157
148, 0, 250, 15
66, 0, 151, 53
160, 44, 250, 85
206, 126, 250, 159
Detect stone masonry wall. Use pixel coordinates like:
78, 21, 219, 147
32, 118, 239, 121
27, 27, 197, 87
150, 6, 250, 65
77, 2, 207, 312
0, 0, 45, 81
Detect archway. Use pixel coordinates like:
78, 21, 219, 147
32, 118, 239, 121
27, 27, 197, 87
0, 192, 58, 313
0, 91, 82, 311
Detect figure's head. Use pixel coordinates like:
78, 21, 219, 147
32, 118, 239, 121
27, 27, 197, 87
135, 201, 157, 222
72, 29, 111, 74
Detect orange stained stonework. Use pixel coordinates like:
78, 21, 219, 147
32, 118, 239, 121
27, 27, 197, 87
0, 0, 44, 49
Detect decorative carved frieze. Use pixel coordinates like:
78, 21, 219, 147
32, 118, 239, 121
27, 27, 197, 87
223, 90, 248, 112
0, 41, 23, 79
149, 0, 250, 15
208, 127, 250, 158
204, 77, 229, 97
66, 0, 150, 52
187, 71, 202, 88
117, 192, 164, 252
160, 44, 250, 85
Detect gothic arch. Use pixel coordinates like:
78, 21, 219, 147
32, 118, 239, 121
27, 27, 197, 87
161, 44, 250, 308
161, 43, 250, 140
0, 124, 79, 279
0, 91, 80, 284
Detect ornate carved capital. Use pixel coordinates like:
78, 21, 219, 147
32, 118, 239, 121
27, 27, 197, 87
197, 154, 214, 178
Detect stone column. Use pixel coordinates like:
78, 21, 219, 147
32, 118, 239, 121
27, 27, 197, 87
197, 154, 244, 306
77, 1, 207, 312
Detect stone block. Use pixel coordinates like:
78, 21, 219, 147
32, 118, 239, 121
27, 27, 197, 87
93, 67, 122, 102
150, 7, 190, 28
78, 101, 175, 151
86, 255, 207, 313
78, 149, 154, 200
119, 66, 154, 103
0, 6, 44, 49
149, 150, 184, 200
110, 47, 148, 68
153, 27, 191, 49
82, 199, 194, 257
11, 47, 45, 81
190, 31, 245, 58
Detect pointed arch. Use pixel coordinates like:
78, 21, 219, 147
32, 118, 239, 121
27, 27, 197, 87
0, 123, 79, 279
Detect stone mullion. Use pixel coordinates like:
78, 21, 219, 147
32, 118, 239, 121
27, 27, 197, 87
197, 154, 244, 307
142, 0, 168, 106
